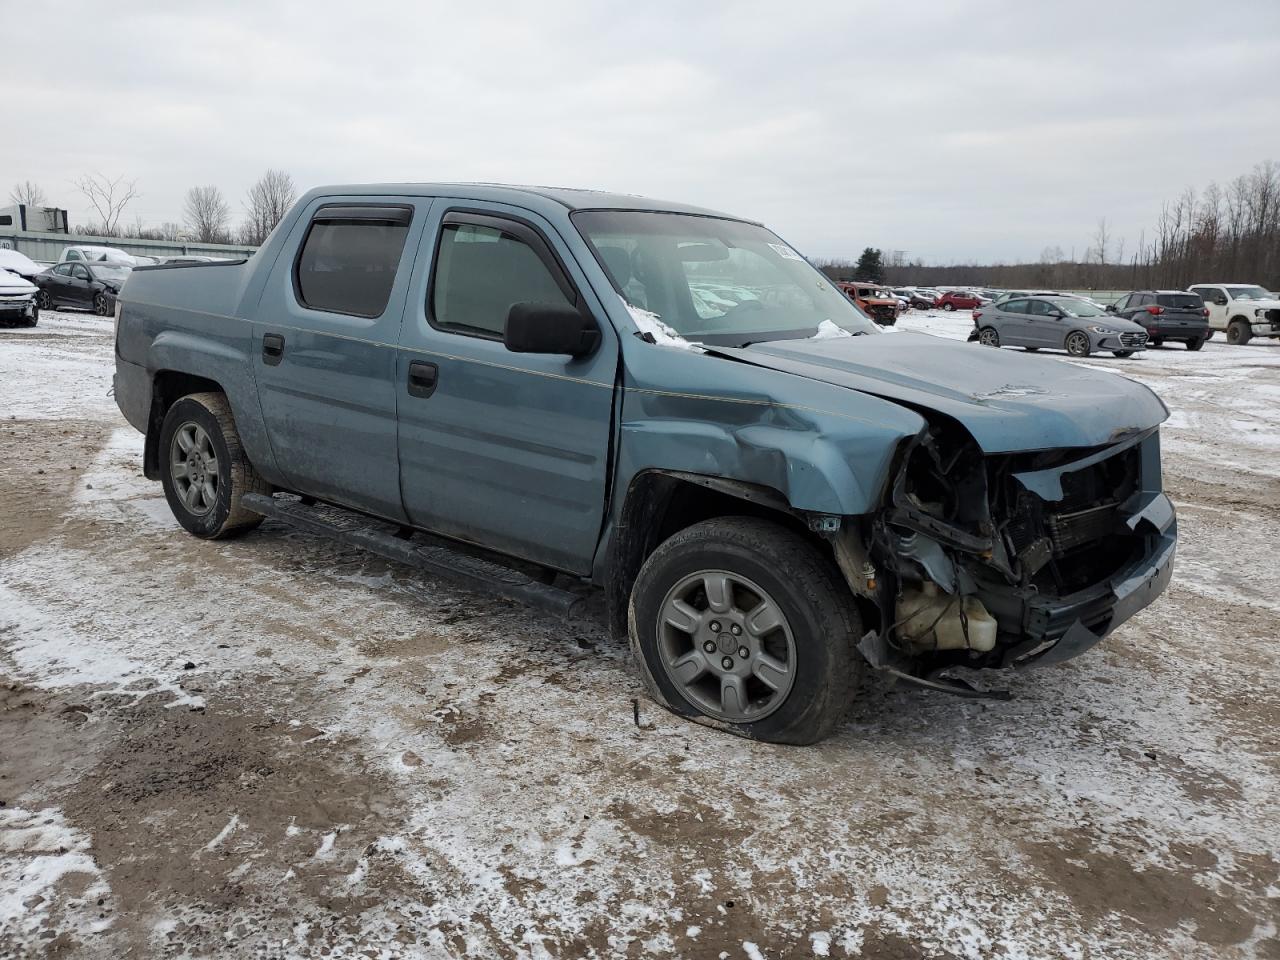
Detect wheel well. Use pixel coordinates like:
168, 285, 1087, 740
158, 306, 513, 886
605, 470, 845, 639
143, 371, 224, 480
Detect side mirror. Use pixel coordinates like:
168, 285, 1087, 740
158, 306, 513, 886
504, 302, 600, 357
1104, 303, 1116, 313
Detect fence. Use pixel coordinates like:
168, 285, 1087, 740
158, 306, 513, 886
0, 228, 257, 264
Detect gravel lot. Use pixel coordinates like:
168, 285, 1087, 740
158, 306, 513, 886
2, 310, 1278, 959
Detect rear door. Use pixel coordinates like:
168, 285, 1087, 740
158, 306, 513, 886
1191, 285, 1228, 330
395, 203, 619, 574
251, 197, 429, 521
994, 297, 1032, 344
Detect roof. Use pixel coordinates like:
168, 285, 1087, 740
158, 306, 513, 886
302, 182, 750, 222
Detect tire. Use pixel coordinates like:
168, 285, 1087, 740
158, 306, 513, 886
1227, 319, 1252, 345
1204, 330, 1215, 341
1113, 350, 1134, 358
23, 308, 38, 328
36, 289, 51, 310
978, 327, 1000, 347
628, 517, 861, 745
1150, 337, 1164, 347
1065, 331, 1091, 357
1186, 338, 1204, 351
942, 302, 955, 311
159, 392, 270, 539
93, 293, 111, 317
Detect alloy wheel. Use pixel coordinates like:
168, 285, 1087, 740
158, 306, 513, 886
656, 569, 797, 722
169, 422, 220, 516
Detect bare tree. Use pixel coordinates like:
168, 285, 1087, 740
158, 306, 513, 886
1091, 217, 1111, 266
74, 173, 139, 236
241, 169, 297, 245
9, 180, 47, 207
183, 185, 231, 243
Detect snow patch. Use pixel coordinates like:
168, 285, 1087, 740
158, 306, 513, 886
810, 319, 852, 340
625, 300, 704, 352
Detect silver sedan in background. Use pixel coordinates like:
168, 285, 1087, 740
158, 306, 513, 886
973, 295, 1150, 358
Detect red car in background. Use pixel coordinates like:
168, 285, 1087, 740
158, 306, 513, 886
936, 290, 987, 311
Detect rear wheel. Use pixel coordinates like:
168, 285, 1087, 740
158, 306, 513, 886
36, 289, 51, 310
978, 327, 1000, 347
629, 517, 861, 745
1186, 338, 1204, 351
1065, 331, 1091, 357
1150, 337, 1164, 347
159, 392, 270, 539
942, 302, 955, 311
1227, 319, 1252, 345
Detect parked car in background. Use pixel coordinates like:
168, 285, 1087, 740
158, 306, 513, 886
34, 261, 131, 315
0, 269, 39, 326
58, 245, 157, 267
0, 248, 46, 281
896, 288, 936, 309
1187, 283, 1280, 344
974, 295, 1148, 357
836, 282, 902, 325
111, 182, 1176, 744
1107, 291, 1209, 350
936, 290, 987, 311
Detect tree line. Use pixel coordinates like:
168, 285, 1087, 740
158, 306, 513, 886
814, 160, 1280, 291
7, 170, 299, 247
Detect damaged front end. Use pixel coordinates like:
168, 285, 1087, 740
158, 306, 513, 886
842, 418, 1176, 694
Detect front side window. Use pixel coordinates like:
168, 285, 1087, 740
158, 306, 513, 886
430, 221, 572, 337
573, 210, 877, 345
295, 207, 411, 318
1001, 299, 1029, 314
71, 265, 90, 280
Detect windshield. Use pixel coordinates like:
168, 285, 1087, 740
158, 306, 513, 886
88, 264, 131, 283
572, 210, 879, 345
1224, 285, 1271, 300
1049, 298, 1107, 318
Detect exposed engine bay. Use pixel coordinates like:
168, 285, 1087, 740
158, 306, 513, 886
836, 416, 1177, 691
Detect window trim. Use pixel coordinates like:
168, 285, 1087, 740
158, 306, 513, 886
290, 202, 414, 320
424, 207, 587, 342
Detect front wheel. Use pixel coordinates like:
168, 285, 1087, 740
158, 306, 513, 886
36, 289, 51, 310
93, 293, 111, 316
159, 392, 270, 539
628, 517, 861, 745
1227, 319, 1252, 345
978, 327, 1001, 347
1065, 331, 1092, 357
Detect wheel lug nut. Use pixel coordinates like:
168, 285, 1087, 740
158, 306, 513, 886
738, 647, 749, 658
709, 621, 721, 632
721, 656, 734, 670
703, 641, 716, 654
730, 624, 742, 636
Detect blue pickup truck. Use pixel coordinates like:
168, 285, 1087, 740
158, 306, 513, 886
113, 184, 1176, 743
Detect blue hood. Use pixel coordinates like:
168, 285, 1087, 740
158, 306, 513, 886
716, 333, 1168, 453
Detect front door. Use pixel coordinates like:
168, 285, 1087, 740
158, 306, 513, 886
251, 196, 430, 521
395, 203, 618, 574
1025, 298, 1062, 347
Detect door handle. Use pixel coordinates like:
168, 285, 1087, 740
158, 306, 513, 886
407, 360, 438, 398
262, 333, 285, 365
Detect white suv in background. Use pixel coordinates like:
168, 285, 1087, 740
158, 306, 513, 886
1188, 283, 1280, 344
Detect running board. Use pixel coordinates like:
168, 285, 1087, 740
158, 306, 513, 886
240, 493, 585, 618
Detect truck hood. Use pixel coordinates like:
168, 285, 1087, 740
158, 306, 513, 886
1236, 297, 1280, 311
714, 332, 1168, 453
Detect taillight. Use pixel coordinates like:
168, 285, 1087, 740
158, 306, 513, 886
1202, 308, 1209, 317
1145, 305, 1164, 315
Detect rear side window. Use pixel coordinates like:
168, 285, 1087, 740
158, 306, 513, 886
1158, 293, 1202, 309
430, 220, 573, 337
295, 205, 412, 318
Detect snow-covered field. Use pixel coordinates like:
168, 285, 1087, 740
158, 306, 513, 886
1, 310, 1278, 959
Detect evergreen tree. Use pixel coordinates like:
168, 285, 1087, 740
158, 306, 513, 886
852, 247, 885, 282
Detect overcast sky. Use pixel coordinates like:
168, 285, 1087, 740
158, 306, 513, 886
5, 0, 1279, 264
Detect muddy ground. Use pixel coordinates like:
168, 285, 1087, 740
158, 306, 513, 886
1, 311, 1278, 959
